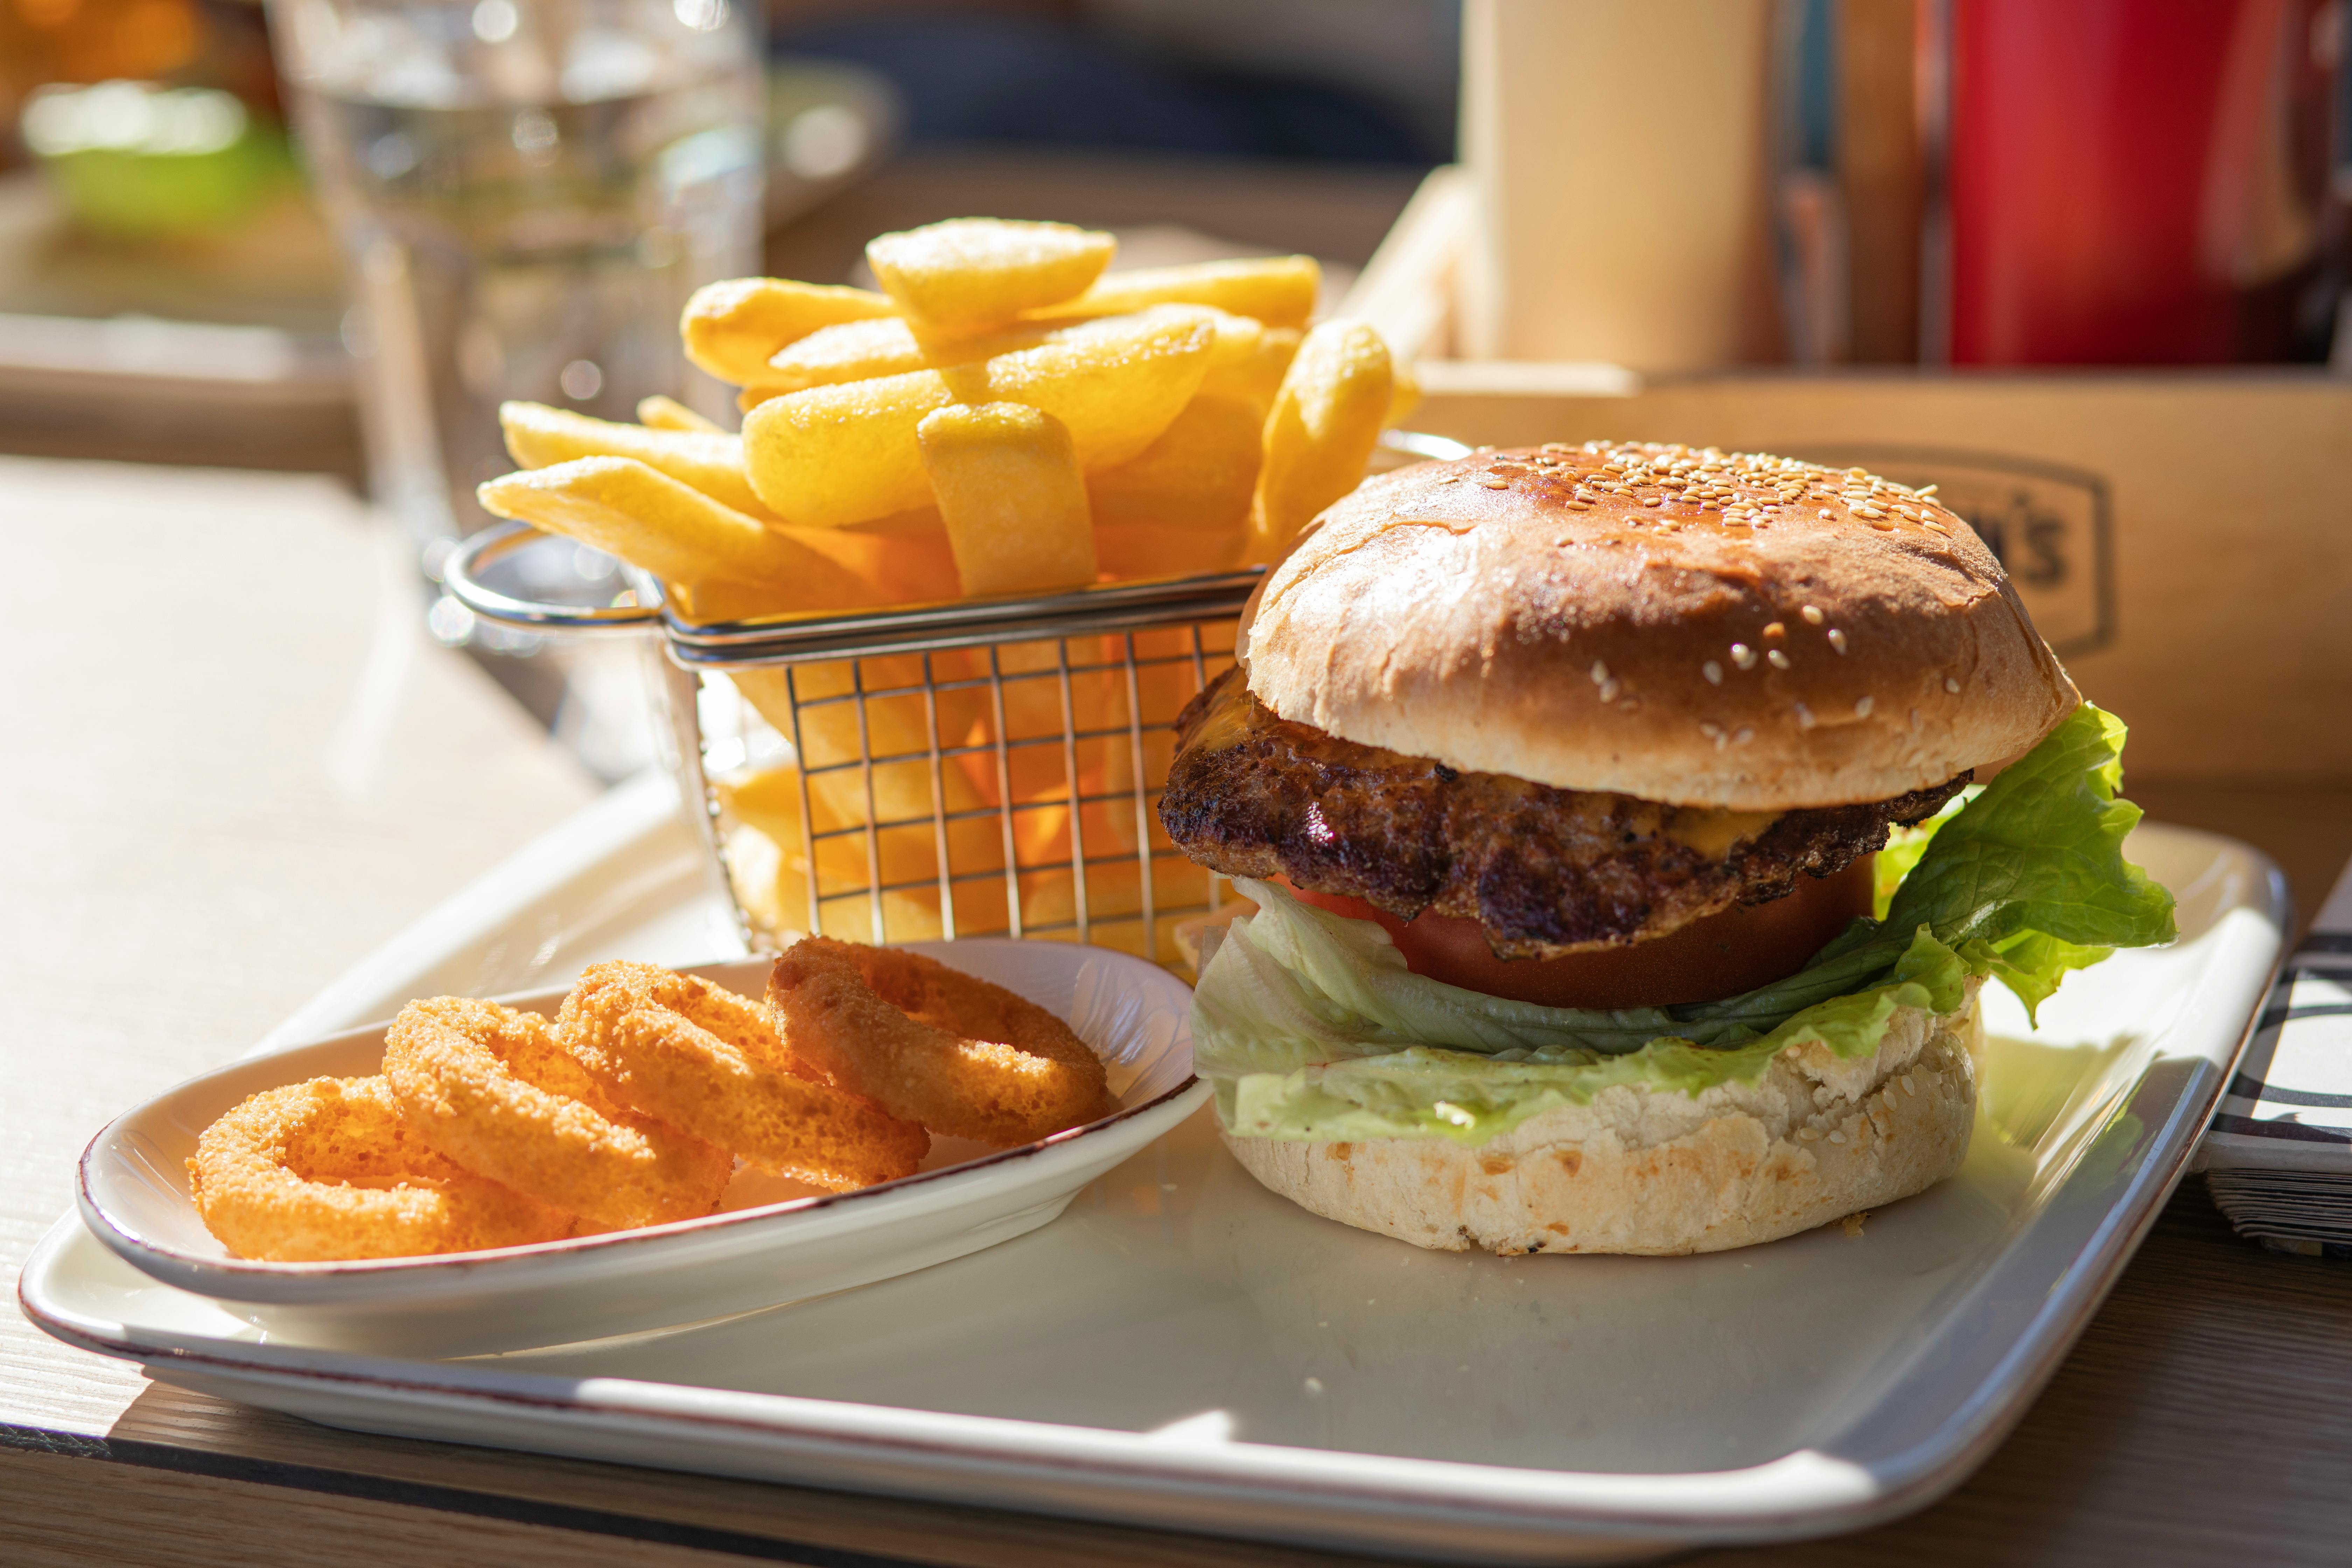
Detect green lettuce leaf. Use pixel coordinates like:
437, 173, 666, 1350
1192, 702, 2176, 1143
1206, 915, 1974, 1143
1884, 704, 2173, 958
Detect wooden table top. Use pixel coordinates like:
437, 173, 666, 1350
6, 455, 2351, 1567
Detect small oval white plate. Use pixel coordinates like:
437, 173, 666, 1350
77, 941, 1206, 1356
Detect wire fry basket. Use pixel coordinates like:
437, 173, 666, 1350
443, 433, 1464, 971
447, 540, 1256, 971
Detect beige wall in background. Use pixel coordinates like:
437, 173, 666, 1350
1458, 0, 1779, 369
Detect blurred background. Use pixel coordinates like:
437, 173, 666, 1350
1, 0, 2346, 779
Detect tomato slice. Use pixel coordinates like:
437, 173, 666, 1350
1282, 858, 1874, 1009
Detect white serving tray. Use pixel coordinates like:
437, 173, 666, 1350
21, 775, 2289, 1563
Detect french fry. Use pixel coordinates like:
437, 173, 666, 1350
866, 218, 1115, 332
476, 457, 866, 608
499, 402, 772, 521
1094, 522, 1246, 579
636, 394, 724, 434
938, 307, 1218, 469
741, 374, 952, 527
742, 305, 1216, 528
717, 764, 961, 942
757, 317, 943, 395
1244, 319, 1394, 565
1046, 255, 1320, 330
720, 818, 811, 939
722, 674, 1011, 941
681, 278, 896, 385
917, 403, 1098, 597
754, 307, 1261, 401
681, 512, 963, 622
1195, 324, 1300, 417
1085, 391, 1261, 534
752, 316, 1044, 401
805, 509, 966, 602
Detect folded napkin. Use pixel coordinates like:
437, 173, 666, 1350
2202, 855, 2352, 1258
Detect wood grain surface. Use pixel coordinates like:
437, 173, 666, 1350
4, 455, 2349, 1566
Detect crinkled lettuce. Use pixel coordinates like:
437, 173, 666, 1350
1194, 703, 2177, 1143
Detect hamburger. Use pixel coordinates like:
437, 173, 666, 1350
1163, 441, 2175, 1256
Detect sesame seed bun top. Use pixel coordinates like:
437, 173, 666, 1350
1238, 441, 2080, 811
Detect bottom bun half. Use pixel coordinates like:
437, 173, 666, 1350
1221, 981, 1983, 1256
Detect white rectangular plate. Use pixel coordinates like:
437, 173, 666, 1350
20, 785, 2288, 1564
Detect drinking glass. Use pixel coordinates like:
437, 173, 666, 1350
267, 0, 765, 772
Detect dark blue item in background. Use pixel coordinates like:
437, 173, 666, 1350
784, 13, 1442, 165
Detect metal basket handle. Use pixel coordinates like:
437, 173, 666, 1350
441, 523, 661, 634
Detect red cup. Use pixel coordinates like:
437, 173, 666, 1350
1947, 0, 2341, 365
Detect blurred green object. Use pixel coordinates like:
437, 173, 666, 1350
21, 80, 292, 237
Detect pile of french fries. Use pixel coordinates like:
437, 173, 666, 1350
474, 217, 1412, 961
478, 216, 1415, 618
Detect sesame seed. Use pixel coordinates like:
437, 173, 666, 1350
1800, 605, 1824, 625
1798, 1127, 1821, 1142
1818, 509, 1833, 520
1855, 505, 1887, 520
1767, 648, 1792, 670
1827, 1128, 1847, 1144
1762, 622, 1785, 640
1945, 676, 1961, 693
1598, 677, 1620, 702
1591, 661, 1610, 685
1734, 726, 1755, 744
1794, 701, 1816, 728
1916, 484, 1938, 497
1479, 477, 1509, 490
1923, 519, 1948, 534
1730, 643, 1756, 670
1703, 660, 1723, 685
1828, 629, 1849, 654
1855, 696, 1875, 717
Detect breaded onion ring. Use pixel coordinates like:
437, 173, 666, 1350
188, 1076, 572, 1261
383, 997, 733, 1230
557, 961, 929, 1193
767, 938, 1119, 1146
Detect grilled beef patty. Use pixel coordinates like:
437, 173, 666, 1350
1160, 668, 1967, 958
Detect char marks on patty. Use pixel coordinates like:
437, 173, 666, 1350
1160, 668, 1967, 959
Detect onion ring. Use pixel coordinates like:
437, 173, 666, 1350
557, 961, 929, 1192
766, 937, 1118, 1146
188, 1076, 572, 1261
383, 996, 733, 1230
